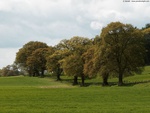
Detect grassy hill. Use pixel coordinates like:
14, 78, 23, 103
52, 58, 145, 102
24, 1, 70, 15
0, 75, 74, 88
0, 66, 150, 113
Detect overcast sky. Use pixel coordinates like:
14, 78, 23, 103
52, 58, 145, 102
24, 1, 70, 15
0, 0, 150, 68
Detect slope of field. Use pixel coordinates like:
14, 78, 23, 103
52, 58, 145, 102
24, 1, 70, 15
0, 66, 150, 113
0, 76, 73, 88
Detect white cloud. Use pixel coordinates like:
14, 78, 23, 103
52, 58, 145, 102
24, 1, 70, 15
90, 21, 103, 30
0, 48, 18, 69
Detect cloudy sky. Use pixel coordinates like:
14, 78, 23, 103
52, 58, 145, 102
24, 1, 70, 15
0, 0, 150, 68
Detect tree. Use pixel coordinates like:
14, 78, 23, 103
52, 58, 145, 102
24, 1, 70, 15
1, 66, 9, 76
99, 22, 145, 86
61, 53, 84, 85
1, 64, 20, 76
46, 50, 67, 80
0, 69, 2, 76
15, 41, 49, 75
59, 36, 92, 86
142, 28, 150, 65
47, 38, 78, 81
83, 47, 96, 78
83, 35, 110, 86
26, 47, 54, 77
94, 45, 112, 86
83, 35, 101, 78
142, 23, 150, 30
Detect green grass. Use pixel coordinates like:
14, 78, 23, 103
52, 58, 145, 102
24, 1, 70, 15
0, 66, 150, 113
0, 75, 72, 88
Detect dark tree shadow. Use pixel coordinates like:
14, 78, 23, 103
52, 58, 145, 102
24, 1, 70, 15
122, 80, 150, 87
48, 75, 150, 87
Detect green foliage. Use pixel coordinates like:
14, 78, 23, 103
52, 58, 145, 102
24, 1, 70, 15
59, 36, 92, 85
61, 53, 84, 77
46, 36, 92, 84
142, 23, 150, 30
0, 64, 20, 76
83, 46, 96, 77
15, 41, 49, 76
46, 49, 69, 80
142, 28, 150, 64
27, 47, 54, 76
16, 41, 49, 65
0, 69, 2, 76
11, 22, 149, 86
98, 22, 145, 85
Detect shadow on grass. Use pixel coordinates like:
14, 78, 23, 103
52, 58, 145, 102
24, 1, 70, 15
122, 80, 150, 86
61, 79, 114, 87
83, 80, 150, 87
63, 80, 150, 87
47, 75, 150, 87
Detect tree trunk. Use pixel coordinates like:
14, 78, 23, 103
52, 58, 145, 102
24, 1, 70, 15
56, 73, 61, 81
118, 73, 124, 86
56, 68, 61, 81
102, 73, 109, 86
32, 71, 36, 77
35, 70, 40, 77
73, 76, 78, 85
32, 72, 35, 77
28, 70, 32, 76
81, 75, 85, 86
41, 69, 44, 78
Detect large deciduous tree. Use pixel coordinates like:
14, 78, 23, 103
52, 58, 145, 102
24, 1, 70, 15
99, 22, 145, 86
26, 47, 54, 77
46, 50, 69, 81
83, 36, 101, 78
15, 41, 49, 76
60, 36, 92, 86
142, 27, 150, 65
61, 53, 84, 85
83, 35, 110, 86
83, 47, 96, 78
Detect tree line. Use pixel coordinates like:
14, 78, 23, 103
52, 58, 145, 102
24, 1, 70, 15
1, 22, 150, 86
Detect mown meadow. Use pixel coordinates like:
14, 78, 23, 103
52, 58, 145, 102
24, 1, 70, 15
0, 67, 150, 113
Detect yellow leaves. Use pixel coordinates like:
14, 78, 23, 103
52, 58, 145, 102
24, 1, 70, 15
142, 28, 150, 34
16, 41, 49, 66
98, 21, 145, 79
61, 53, 83, 77
53, 37, 90, 77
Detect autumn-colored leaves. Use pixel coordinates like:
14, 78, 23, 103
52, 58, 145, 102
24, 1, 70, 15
14, 22, 149, 86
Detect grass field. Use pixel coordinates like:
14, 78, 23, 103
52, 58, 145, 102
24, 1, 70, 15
0, 67, 150, 113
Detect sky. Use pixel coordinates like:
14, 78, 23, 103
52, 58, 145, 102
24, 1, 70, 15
0, 0, 150, 69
